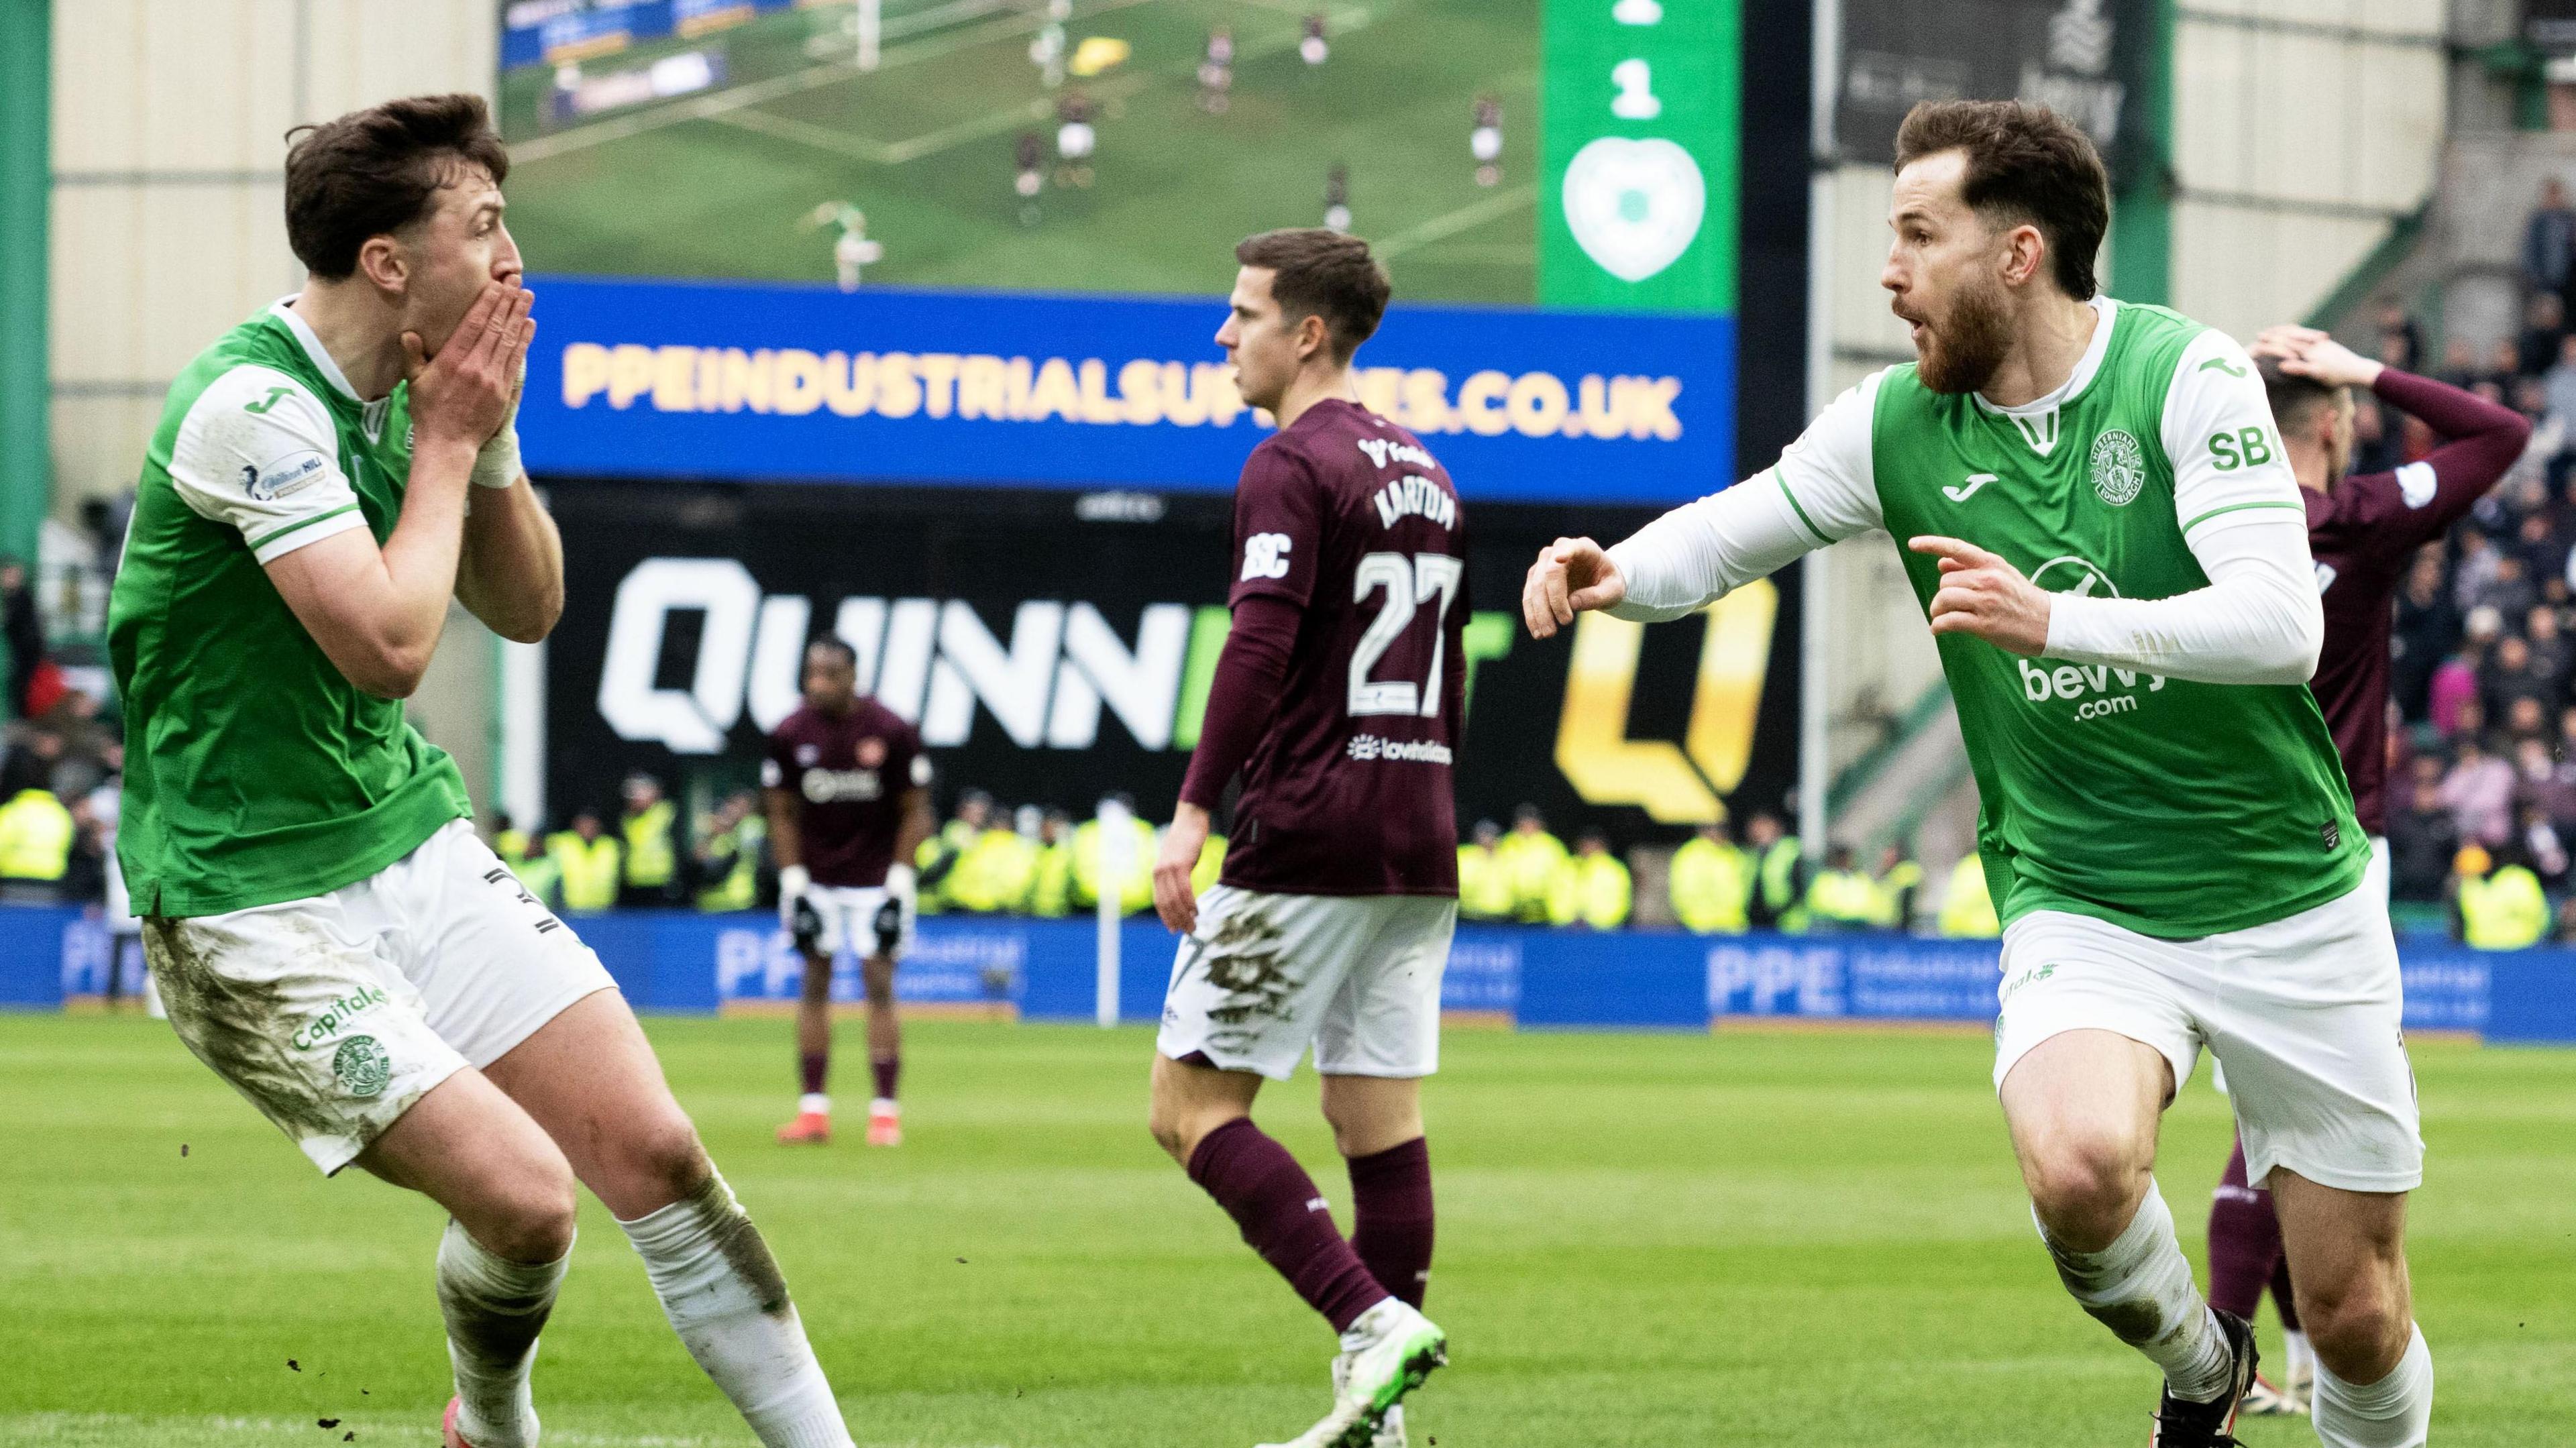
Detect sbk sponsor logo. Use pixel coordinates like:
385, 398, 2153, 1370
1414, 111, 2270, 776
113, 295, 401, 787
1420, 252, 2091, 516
597, 558, 1195, 755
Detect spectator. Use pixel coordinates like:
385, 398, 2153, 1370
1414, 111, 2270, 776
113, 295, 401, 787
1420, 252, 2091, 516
2471, 553, 2539, 622
1456, 819, 1514, 922
2351, 391, 2402, 476
2436, 336, 2479, 391
2481, 634, 2557, 724
2520, 799, 2572, 891
0, 559, 40, 720
1028, 809, 1075, 917
549, 810, 621, 913
2375, 298, 2422, 372
1495, 804, 1569, 924
60, 791, 107, 905
2545, 332, 2576, 438
2427, 646, 2482, 736
2513, 510, 2569, 588
2456, 841, 2548, 948
1068, 799, 1155, 915
1548, 830, 1631, 930
2390, 551, 2455, 719
2387, 759, 2458, 903
915, 789, 992, 914
2452, 533, 2502, 614
2505, 694, 2554, 746
1937, 852, 2000, 937
2519, 291, 2567, 378
1874, 844, 1924, 931
2491, 337, 2526, 391
0, 744, 70, 900
1668, 821, 1750, 934
616, 772, 690, 909
692, 790, 765, 913
2526, 177, 2576, 302
1742, 810, 1806, 931
2441, 734, 2518, 844
949, 803, 1039, 913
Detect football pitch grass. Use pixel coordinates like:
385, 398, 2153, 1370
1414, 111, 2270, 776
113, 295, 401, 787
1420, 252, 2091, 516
498, 0, 1542, 305
3, 1015, 2570, 1446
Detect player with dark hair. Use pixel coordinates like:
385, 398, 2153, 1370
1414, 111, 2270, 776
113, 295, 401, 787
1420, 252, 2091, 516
2205, 325, 2526, 1416
113, 94, 857, 1448
767, 635, 934, 1148
1527, 100, 2437, 1447
1150, 227, 1460, 1448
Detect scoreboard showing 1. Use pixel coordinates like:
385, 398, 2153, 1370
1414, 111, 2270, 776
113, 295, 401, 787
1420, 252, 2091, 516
1539, 0, 1740, 313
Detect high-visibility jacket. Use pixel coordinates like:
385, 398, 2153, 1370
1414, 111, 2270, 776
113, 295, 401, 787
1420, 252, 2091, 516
1456, 843, 1514, 920
2461, 865, 2549, 950
1495, 830, 1569, 922
695, 816, 765, 913
1937, 854, 2000, 938
1071, 816, 1157, 914
511, 851, 563, 911
1805, 867, 1880, 931
0, 789, 72, 880
620, 801, 678, 888
1751, 838, 1806, 930
916, 818, 980, 914
1668, 837, 1750, 934
1029, 842, 1074, 917
495, 828, 531, 865
549, 832, 622, 913
1876, 859, 1925, 930
1547, 852, 1632, 929
1192, 833, 1229, 896
949, 828, 1038, 913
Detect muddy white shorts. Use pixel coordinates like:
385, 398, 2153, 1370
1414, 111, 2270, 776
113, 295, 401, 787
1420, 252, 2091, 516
146, 819, 617, 1176
802, 883, 913, 960
1993, 877, 2422, 1194
1157, 885, 1456, 1080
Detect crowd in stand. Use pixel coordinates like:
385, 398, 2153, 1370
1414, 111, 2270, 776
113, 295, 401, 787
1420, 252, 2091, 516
2363, 175, 2576, 946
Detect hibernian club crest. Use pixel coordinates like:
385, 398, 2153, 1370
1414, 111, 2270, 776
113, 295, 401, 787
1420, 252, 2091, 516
333, 1036, 392, 1099
2089, 429, 2145, 506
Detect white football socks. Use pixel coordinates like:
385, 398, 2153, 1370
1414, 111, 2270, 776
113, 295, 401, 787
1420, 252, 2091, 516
436, 1218, 570, 1448
2314, 1324, 2433, 1448
2036, 1180, 2235, 1402
619, 1170, 854, 1448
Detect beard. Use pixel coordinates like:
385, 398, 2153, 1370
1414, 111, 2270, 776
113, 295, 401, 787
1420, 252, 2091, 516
1912, 275, 2014, 396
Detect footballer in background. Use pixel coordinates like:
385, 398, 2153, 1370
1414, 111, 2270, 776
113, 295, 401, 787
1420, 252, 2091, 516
1150, 229, 1464, 1448
767, 636, 934, 1148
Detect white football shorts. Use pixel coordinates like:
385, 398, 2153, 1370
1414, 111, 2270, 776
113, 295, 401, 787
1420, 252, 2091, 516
803, 883, 914, 961
1994, 870, 2422, 1194
146, 819, 616, 1176
1158, 885, 1456, 1080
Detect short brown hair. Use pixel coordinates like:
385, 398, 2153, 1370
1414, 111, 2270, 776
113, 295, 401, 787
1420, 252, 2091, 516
1894, 100, 2108, 300
285, 93, 511, 280
1234, 229, 1391, 362
2257, 355, 2340, 435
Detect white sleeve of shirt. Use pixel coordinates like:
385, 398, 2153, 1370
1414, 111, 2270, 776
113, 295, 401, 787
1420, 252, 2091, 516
2040, 330, 2323, 685
166, 366, 370, 565
1605, 370, 1887, 622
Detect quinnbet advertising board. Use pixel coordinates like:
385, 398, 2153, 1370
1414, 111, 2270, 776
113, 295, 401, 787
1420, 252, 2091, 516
540, 480, 1801, 847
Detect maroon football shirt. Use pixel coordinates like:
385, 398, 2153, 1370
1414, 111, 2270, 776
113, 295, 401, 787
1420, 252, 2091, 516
1185, 398, 1469, 897
2304, 369, 2527, 835
761, 698, 927, 887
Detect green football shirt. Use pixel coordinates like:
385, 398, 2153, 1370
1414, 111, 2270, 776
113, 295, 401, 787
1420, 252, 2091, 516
109, 300, 472, 917
1607, 296, 2365, 939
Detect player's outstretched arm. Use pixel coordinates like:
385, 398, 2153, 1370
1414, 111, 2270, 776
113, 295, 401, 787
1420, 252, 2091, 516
266, 283, 532, 698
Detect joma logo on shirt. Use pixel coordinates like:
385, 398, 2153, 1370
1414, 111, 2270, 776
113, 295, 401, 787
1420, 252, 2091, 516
1371, 476, 1457, 531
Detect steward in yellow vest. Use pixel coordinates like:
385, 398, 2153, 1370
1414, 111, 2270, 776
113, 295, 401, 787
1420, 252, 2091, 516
549, 812, 622, 913
1547, 833, 1631, 929
1937, 853, 2000, 938
0, 786, 73, 883
1028, 810, 1075, 917
694, 797, 766, 913
915, 792, 994, 915
2458, 847, 2548, 950
1495, 807, 1570, 923
617, 774, 688, 908
1874, 846, 1926, 932
1071, 811, 1158, 914
1743, 812, 1807, 932
950, 825, 1040, 913
1804, 845, 1880, 932
1668, 823, 1750, 934
1456, 820, 1515, 921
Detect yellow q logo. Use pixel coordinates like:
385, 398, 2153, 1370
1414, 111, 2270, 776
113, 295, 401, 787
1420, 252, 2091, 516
1552, 579, 1776, 823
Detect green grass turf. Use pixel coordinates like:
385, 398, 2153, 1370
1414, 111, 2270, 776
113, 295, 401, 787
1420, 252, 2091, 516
498, 0, 1542, 304
1, 1014, 2569, 1445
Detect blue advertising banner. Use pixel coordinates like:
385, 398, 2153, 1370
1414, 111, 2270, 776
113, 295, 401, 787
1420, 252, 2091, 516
23, 910, 2555, 1042
518, 274, 1737, 504
503, 1, 798, 70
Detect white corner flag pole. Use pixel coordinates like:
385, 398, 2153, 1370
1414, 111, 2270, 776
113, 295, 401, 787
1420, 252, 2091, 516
1095, 797, 1132, 1026
857, 0, 881, 72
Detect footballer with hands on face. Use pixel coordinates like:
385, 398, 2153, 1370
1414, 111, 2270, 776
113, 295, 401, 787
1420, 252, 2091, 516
110, 95, 860, 1448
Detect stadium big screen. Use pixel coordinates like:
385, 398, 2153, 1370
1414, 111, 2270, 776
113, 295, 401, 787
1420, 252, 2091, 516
502, 0, 1798, 846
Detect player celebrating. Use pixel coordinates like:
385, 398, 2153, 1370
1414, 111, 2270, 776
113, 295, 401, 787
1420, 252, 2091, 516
1199, 26, 1236, 113
2206, 324, 2526, 1416
111, 97, 856, 1448
1526, 101, 2432, 1448
767, 636, 932, 1148
1469, 97, 1503, 188
1150, 229, 1462, 1448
